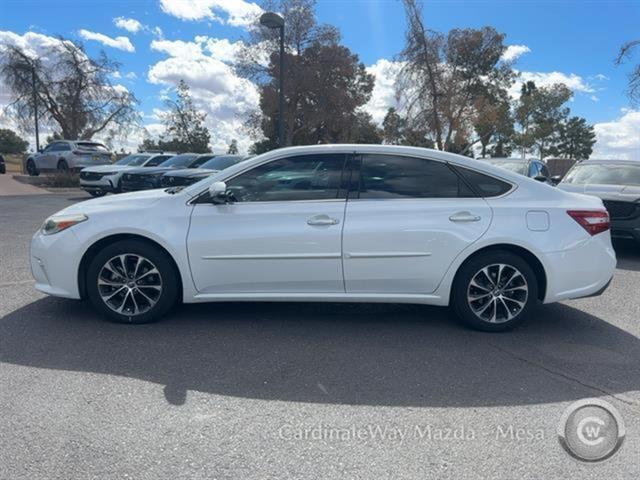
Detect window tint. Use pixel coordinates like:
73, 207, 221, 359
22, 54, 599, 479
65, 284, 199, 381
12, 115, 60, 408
49, 143, 66, 152
116, 154, 149, 166
358, 155, 474, 199
540, 164, 550, 177
144, 155, 172, 167
201, 155, 244, 170
190, 155, 216, 168
75, 142, 109, 152
455, 166, 513, 197
226, 154, 346, 202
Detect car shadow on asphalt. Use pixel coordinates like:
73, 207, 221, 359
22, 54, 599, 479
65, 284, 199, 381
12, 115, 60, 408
1, 298, 639, 408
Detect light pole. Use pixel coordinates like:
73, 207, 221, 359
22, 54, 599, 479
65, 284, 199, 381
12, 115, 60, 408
16, 61, 40, 151
260, 12, 285, 148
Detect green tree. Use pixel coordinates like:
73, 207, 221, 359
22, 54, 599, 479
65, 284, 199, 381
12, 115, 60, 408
514, 81, 572, 158
398, 0, 514, 152
152, 80, 210, 153
227, 139, 239, 154
240, 0, 374, 147
473, 93, 514, 158
0, 128, 29, 153
556, 117, 596, 160
382, 107, 406, 145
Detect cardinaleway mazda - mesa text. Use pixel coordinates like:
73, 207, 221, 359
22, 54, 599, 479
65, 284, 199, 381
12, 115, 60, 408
31, 145, 616, 331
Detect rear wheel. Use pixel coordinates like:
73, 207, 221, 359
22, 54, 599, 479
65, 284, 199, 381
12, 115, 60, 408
26, 159, 39, 176
57, 159, 69, 172
451, 250, 538, 332
86, 240, 179, 324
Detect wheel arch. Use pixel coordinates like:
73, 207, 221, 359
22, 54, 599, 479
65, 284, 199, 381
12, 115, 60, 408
77, 233, 183, 302
450, 243, 547, 303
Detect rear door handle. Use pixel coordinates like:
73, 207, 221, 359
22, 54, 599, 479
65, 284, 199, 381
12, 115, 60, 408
449, 211, 481, 222
307, 214, 340, 226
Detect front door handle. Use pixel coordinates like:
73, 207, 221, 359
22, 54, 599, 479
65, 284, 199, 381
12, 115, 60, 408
449, 211, 481, 222
307, 215, 340, 226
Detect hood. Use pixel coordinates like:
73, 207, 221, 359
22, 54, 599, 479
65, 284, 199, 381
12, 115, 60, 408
164, 168, 218, 178
558, 183, 640, 202
81, 164, 131, 173
58, 189, 172, 216
123, 166, 175, 176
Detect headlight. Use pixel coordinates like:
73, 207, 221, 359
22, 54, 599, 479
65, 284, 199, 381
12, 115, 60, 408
41, 213, 88, 235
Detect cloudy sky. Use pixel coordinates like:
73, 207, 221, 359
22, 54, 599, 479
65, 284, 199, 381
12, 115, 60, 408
1, 0, 639, 158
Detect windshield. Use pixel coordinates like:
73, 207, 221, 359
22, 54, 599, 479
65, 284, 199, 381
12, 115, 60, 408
199, 156, 244, 171
115, 154, 150, 166
159, 154, 199, 168
485, 160, 528, 175
190, 155, 216, 168
563, 163, 640, 186
75, 142, 109, 152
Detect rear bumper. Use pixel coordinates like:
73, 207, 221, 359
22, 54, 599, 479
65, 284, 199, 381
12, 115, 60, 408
542, 234, 617, 303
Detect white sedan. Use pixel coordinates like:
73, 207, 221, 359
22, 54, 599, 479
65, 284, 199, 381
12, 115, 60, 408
31, 145, 616, 331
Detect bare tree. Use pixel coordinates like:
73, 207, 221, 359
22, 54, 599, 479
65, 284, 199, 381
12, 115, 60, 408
398, 0, 513, 153
615, 40, 640, 105
1, 37, 139, 140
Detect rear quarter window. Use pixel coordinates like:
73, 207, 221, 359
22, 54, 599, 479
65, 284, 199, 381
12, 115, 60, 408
454, 166, 513, 197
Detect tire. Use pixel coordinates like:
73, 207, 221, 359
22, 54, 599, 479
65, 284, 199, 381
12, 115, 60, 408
451, 250, 538, 332
89, 191, 107, 197
57, 159, 69, 172
86, 239, 179, 324
26, 159, 39, 176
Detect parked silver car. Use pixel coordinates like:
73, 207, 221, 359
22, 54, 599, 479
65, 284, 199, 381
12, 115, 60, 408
25, 140, 112, 176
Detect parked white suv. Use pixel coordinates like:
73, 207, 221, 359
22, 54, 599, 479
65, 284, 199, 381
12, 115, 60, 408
31, 145, 616, 331
26, 141, 112, 175
79, 152, 175, 197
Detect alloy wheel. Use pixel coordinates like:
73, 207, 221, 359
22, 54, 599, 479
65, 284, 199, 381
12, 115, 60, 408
97, 254, 163, 316
466, 263, 528, 324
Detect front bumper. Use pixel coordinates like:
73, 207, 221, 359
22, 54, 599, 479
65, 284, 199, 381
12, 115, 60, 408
30, 228, 83, 299
610, 218, 640, 243
120, 178, 162, 192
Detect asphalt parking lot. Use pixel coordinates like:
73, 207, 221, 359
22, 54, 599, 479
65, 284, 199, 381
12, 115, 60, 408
1, 193, 639, 479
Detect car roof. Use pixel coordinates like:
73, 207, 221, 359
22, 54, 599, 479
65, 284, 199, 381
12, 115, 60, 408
483, 157, 536, 163
577, 158, 640, 166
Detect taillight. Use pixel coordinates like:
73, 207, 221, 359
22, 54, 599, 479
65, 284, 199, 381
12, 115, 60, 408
567, 210, 610, 236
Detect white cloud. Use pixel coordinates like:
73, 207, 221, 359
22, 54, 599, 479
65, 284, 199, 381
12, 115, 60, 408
509, 70, 594, 99
363, 58, 403, 125
593, 109, 640, 160
78, 29, 135, 52
159, 0, 263, 27
501, 45, 531, 62
594, 73, 609, 81
113, 17, 143, 33
147, 36, 259, 152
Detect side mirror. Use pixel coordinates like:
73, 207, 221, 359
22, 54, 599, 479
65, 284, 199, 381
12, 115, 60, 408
208, 181, 230, 204
533, 175, 548, 183
550, 175, 562, 185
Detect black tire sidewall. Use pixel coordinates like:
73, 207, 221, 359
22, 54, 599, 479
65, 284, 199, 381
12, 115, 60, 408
86, 239, 179, 324
27, 159, 39, 176
452, 250, 538, 332
57, 160, 68, 171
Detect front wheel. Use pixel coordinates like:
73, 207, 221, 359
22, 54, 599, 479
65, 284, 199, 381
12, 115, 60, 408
26, 159, 39, 176
451, 251, 538, 332
86, 240, 179, 324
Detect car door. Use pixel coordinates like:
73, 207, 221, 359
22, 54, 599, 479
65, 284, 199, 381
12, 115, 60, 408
342, 154, 493, 294
187, 153, 349, 294
36, 144, 56, 170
